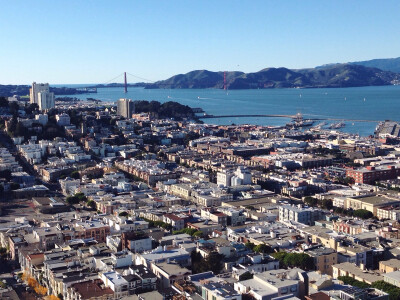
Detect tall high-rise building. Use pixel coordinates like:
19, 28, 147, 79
30, 82, 54, 110
117, 98, 135, 118
38, 91, 55, 110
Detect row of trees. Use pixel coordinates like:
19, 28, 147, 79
66, 193, 97, 209
338, 276, 400, 300
303, 197, 333, 210
142, 218, 172, 230
66, 192, 87, 204
21, 271, 48, 296
173, 228, 203, 237
245, 242, 272, 254
303, 197, 374, 219
271, 252, 315, 271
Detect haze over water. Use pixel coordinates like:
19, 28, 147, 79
61, 85, 400, 136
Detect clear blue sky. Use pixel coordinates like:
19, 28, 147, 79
1, 0, 400, 84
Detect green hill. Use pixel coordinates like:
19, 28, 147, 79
146, 64, 400, 89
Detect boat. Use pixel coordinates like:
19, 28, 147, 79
287, 113, 315, 128
328, 122, 345, 129
311, 122, 327, 130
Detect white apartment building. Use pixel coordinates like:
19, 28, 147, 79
279, 205, 322, 226
101, 271, 129, 299
30, 82, 49, 104
56, 113, 71, 126
38, 91, 55, 110
217, 169, 234, 187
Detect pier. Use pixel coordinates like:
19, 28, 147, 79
200, 114, 381, 123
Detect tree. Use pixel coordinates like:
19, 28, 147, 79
353, 209, 373, 219
184, 131, 201, 145
272, 252, 315, 271
87, 200, 96, 209
75, 193, 87, 202
245, 205, 256, 210
321, 199, 333, 210
338, 276, 371, 289
193, 231, 203, 238
66, 195, 79, 205
70, 171, 80, 179
239, 271, 253, 281
10, 183, 20, 190
119, 211, 129, 217
45, 296, 61, 300
35, 284, 48, 296
27, 277, 38, 288
205, 251, 225, 274
0, 97, 8, 107
190, 250, 224, 275
25, 103, 39, 114
9, 102, 19, 116
254, 244, 271, 254
304, 196, 318, 207
173, 228, 204, 237
371, 280, 400, 300
0, 170, 12, 181
245, 242, 255, 251
14, 122, 27, 137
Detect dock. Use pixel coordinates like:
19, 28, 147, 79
200, 114, 381, 123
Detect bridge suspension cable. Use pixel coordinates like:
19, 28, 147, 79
126, 72, 156, 83
102, 73, 125, 85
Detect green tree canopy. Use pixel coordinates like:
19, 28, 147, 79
371, 280, 400, 300
70, 171, 80, 179
272, 252, 315, 271
87, 200, 96, 209
253, 244, 271, 254
353, 209, 373, 219
337, 276, 371, 289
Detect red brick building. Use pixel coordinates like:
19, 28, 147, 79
346, 165, 400, 184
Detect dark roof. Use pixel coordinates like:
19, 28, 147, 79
131, 265, 157, 279
123, 274, 141, 282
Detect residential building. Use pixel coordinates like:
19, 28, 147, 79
379, 259, 400, 274
345, 195, 400, 216
384, 271, 400, 287
305, 247, 337, 276
38, 90, 55, 110
202, 281, 242, 300
56, 113, 71, 126
66, 279, 114, 300
337, 287, 388, 300
234, 268, 309, 300
279, 205, 322, 226
332, 262, 383, 285
151, 262, 191, 289
101, 271, 129, 299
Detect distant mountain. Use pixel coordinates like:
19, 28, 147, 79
350, 57, 400, 73
0, 85, 95, 97
146, 64, 400, 90
145, 70, 244, 89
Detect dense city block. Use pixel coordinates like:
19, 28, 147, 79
3, 86, 400, 300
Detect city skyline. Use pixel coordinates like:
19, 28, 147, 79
1, 0, 400, 84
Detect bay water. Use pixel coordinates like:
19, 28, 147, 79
59, 85, 400, 136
